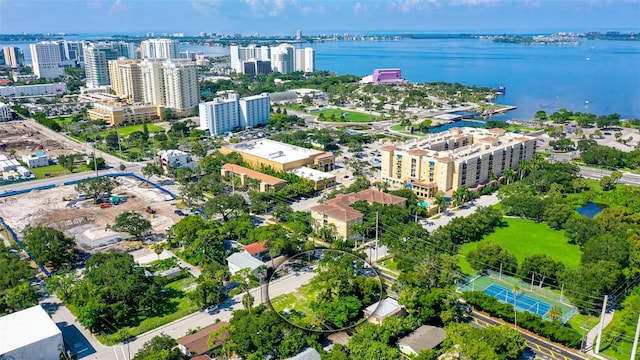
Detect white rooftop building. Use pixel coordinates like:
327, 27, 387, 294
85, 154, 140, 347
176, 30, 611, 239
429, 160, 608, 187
199, 93, 270, 135
227, 251, 266, 275
22, 151, 49, 168
157, 149, 198, 173
0, 103, 12, 121
0, 305, 64, 360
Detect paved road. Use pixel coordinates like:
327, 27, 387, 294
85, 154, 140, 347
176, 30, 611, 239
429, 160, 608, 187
422, 193, 500, 232
470, 311, 587, 360
579, 166, 640, 186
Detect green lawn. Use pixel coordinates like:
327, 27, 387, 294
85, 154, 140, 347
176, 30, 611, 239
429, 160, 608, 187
97, 277, 199, 345
270, 282, 319, 329
458, 218, 582, 275
29, 164, 91, 179
312, 108, 373, 122
99, 123, 164, 137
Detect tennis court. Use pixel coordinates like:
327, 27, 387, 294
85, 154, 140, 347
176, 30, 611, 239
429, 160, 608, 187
484, 283, 551, 316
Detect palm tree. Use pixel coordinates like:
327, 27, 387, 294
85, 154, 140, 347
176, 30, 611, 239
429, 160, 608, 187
548, 305, 563, 322
503, 169, 516, 185
435, 195, 447, 214
517, 161, 531, 180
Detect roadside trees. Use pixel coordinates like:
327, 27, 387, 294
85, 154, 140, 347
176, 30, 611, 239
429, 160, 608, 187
192, 262, 228, 308
23, 225, 75, 270
204, 193, 245, 222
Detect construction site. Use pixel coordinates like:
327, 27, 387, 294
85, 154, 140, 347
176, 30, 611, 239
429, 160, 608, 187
0, 176, 183, 253
0, 120, 78, 160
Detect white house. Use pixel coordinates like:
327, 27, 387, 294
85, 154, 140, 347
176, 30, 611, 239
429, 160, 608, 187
226, 251, 265, 275
157, 149, 198, 174
22, 151, 49, 168
0, 305, 64, 360
0, 103, 12, 121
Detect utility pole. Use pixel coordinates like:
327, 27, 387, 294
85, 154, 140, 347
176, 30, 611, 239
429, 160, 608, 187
92, 129, 99, 178
595, 295, 609, 354
231, 169, 235, 194
116, 124, 122, 159
374, 211, 379, 264
631, 312, 640, 360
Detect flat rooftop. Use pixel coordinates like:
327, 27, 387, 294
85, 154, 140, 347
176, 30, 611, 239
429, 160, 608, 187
225, 139, 323, 165
290, 166, 335, 181
393, 127, 535, 162
0, 305, 62, 354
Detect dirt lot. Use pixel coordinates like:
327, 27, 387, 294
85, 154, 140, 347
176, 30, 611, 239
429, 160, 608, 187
0, 120, 79, 159
0, 176, 183, 252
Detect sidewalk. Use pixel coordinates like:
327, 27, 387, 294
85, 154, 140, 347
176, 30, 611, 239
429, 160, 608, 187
585, 310, 615, 358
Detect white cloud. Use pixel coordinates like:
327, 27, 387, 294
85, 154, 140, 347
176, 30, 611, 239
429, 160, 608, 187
190, 0, 221, 15
353, 2, 368, 13
242, 0, 297, 17
450, 0, 499, 5
109, 0, 129, 15
387, 0, 440, 13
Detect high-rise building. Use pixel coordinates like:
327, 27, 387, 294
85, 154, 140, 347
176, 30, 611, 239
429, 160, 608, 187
60, 41, 86, 64
242, 60, 272, 76
199, 93, 271, 135
162, 59, 199, 112
239, 93, 270, 128
379, 127, 536, 198
108, 58, 144, 103
29, 42, 64, 79
140, 59, 165, 106
294, 47, 315, 73
84, 44, 119, 88
296, 30, 302, 40
114, 41, 139, 59
229, 44, 270, 73
140, 38, 180, 59
2, 46, 25, 67
270, 44, 294, 74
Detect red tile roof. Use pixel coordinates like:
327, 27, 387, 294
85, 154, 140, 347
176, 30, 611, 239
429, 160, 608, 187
488, 128, 506, 135
177, 322, 229, 355
311, 188, 406, 221
221, 164, 286, 186
381, 145, 396, 151
315, 152, 334, 160
408, 149, 429, 156
437, 157, 454, 163
244, 241, 268, 255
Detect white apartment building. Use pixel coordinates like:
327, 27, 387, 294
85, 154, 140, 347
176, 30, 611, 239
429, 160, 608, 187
157, 149, 197, 173
270, 44, 294, 74
140, 59, 165, 106
22, 151, 49, 168
229, 45, 271, 73
239, 93, 270, 128
29, 42, 64, 79
140, 38, 180, 59
0, 103, 12, 121
199, 93, 271, 135
84, 44, 119, 88
295, 48, 315, 73
3, 46, 25, 67
162, 59, 199, 112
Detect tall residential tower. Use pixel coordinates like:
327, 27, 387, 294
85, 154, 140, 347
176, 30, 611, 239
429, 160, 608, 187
29, 42, 64, 79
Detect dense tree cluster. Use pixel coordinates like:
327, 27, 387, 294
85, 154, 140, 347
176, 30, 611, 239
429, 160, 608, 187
62, 252, 162, 333
22, 225, 75, 271
578, 140, 640, 169
0, 246, 38, 314
444, 323, 527, 359
133, 334, 186, 360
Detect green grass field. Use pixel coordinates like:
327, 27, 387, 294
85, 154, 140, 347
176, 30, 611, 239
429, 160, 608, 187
458, 218, 582, 274
99, 123, 164, 137
312, 108, 373, 122
269, 282, 319, 329
29, 164, 91, 179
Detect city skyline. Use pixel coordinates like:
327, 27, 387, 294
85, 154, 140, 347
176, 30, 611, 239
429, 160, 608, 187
0, 0, 638, 35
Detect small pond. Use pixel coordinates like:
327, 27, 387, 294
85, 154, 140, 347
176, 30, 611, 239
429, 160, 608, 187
576, 202, 608, 219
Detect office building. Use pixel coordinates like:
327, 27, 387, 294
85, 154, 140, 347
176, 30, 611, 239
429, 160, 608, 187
294, 48, 315, 73
380, 127, 536, 198
0, 305, 64, 360
0, 83, 66, 97
221, 163, 287, 193
29, 42, 64, 79
108, 59, 144, 103
60, 40, 85, 63
229, 44, 271, 73
199, 93, 270, 135
242, 59, 272, 76
3, 46, 25, 67
114, 41, 138, 59
140, 38, 180, 59
220, 139, 334, 172
84, 44, 119, 88
162, 59, 199, 113
310, 189, 406, 240
87, 102, 161, 125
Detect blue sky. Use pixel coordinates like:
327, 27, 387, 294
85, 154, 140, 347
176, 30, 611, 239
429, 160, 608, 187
0, 0, 638, 35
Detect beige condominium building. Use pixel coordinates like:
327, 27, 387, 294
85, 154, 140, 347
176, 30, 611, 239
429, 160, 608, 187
220, 163, 287, 193
220, 139, 335, 172
310, 188, 406, 240
380, 127, 536, 198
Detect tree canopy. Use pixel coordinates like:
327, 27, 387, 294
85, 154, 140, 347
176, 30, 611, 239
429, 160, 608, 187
22, 225, 75, 270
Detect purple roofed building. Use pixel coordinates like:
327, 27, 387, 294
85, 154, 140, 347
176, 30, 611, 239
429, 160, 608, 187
372, 68, 406, 85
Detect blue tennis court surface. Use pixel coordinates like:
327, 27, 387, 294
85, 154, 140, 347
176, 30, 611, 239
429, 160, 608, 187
483, 283, 552, 316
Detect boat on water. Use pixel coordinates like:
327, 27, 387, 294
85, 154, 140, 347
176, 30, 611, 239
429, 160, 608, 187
496, 86, 506, 94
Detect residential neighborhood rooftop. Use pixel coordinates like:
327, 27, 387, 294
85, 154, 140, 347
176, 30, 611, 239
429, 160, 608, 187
398, 325, 446, 353
243, 240, 268, 256
177, 321, 229, 355
222, 163, 287, 186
